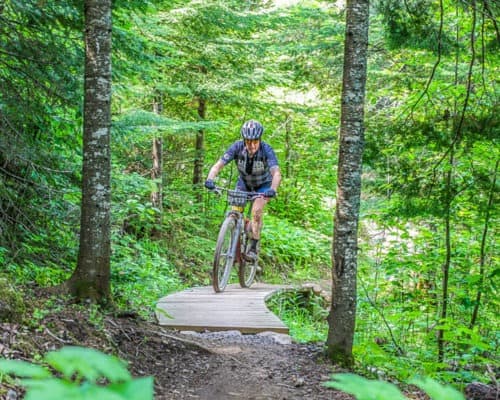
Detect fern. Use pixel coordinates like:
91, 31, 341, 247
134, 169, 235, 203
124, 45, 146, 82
0, 346, 153, 400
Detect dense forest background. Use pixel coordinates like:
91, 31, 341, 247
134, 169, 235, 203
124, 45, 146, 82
0, 0, 498, 391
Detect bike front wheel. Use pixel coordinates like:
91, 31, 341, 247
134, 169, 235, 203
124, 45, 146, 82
213, 216, 237, 292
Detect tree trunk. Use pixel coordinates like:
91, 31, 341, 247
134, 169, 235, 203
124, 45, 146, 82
193, 97, 206, 201
437, 149, 453, 362
284, 114, 292, 179
151, 137, 163, 210
437, 0, 476, 359
470, 159, 498, 329
65, 0, 112, 304
326, 0, 370, 367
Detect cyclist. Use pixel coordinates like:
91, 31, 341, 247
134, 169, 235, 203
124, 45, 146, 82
205, 120, 282, 261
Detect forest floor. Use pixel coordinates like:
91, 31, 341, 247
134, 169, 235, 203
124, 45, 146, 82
0, 295, 432, 400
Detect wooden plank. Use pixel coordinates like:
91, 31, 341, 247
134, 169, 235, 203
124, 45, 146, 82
156, 283, 290, 334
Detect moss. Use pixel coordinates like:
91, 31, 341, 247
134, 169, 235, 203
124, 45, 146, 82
0, 276, 26, 322
326, 344, 354, 368
61, 276, 111, 307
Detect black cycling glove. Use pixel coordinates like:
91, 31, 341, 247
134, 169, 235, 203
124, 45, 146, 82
264, 189, 276, 198
204, 179, 216, 190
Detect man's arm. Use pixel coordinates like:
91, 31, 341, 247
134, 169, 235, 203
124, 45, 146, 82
270, 166, 282, 191
207, 159, 225, 181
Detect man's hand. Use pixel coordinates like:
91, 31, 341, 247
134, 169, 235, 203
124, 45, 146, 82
204, 179, 216, 190
264, 189, 276, 198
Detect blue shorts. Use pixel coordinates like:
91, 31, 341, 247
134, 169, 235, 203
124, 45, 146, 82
236, 178, 271, 193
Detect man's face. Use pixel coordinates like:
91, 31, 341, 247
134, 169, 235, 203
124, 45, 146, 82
244, 139, 260, 156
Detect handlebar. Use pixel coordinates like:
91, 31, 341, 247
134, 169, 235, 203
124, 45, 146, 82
211, 186, 264, 201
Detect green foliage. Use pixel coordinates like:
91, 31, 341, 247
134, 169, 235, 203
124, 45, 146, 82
356, 0, 499, 381
270, 182, 334, 236
0, 247, 6, 264
260, 215, 330, 278
114, 111, 223, 136
325, 373, 465, 400
7, 260, 71, 287
0, 346, 153, 400
326, 373, 407, 400
410, 377, 466, 400
354, 214, 498, 384
111, 234, 184, 314
375, 0, 454, 52
267, 289, 328, 342
1, 0, 498, 393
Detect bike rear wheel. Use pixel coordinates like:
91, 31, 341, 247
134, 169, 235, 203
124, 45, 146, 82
213, 216, 237, 292
238, 231, 257, 288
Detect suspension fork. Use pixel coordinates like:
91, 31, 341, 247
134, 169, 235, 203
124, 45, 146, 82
232, 214, 245, 262
228, 212, 243, 263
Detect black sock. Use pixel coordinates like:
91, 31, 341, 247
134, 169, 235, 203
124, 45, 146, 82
250, 239, 259, 251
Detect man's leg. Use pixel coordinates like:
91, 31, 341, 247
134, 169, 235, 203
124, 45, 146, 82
250, 196, 267, 240
247, 196, 268, 259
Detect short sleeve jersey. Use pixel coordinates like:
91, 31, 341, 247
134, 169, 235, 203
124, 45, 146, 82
220, 140, 279, 190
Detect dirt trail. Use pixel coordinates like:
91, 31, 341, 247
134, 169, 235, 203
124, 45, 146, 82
1, 309, 351, 400
148, 330, 345, 400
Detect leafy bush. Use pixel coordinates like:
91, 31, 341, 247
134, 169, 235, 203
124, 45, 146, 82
0, 346, 153, 400
0, 276, 26, 323
325, 373, 465, 400
111, 234, 184, 315
261, 215, 330, 279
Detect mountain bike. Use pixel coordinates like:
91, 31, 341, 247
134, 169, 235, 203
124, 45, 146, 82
210, 187, 261, 293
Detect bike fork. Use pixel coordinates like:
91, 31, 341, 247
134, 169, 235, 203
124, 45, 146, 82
229, 217, 242, 263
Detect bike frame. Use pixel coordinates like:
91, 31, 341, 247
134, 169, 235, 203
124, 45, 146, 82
226, 209, 251, 264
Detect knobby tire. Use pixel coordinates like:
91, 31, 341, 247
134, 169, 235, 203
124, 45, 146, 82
213, 216, 237, 292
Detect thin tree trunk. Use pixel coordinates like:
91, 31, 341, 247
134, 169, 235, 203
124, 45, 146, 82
65, 0, 112, 304
326, 0, 370, 367
482, 0, 499, 43
151, 137, 163, 210
151, 95, 163, 211
437, 149, 453, 362
193, 97, 206, 202
470, 159, 498, 329
437, 0, 477, 360
284, 114, 292, 179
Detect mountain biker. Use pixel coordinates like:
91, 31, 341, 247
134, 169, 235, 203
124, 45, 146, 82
205, 120, 282, 261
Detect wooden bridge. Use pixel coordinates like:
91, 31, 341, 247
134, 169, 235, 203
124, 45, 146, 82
156, 283, 290, 334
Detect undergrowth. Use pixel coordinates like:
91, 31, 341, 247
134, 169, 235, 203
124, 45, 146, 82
1, 173, 497, 395
267, 289, 329, 343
